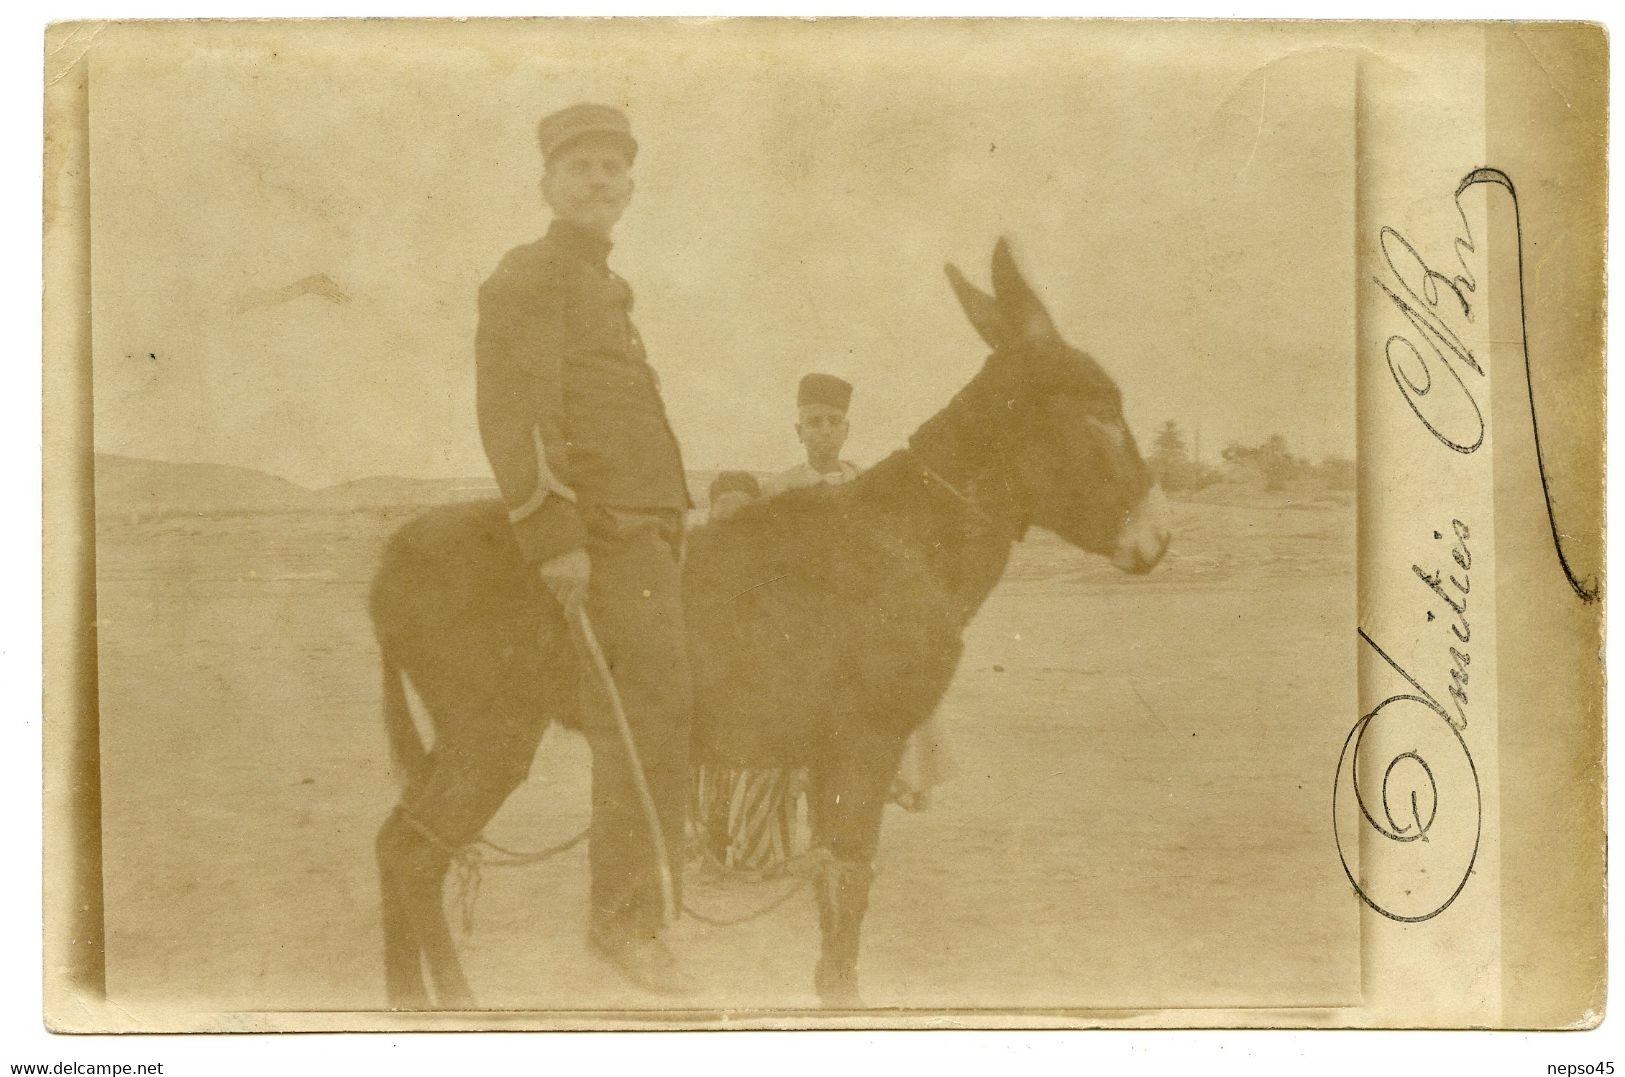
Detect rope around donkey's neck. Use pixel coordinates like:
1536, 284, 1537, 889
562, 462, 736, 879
682, 878, 807, 927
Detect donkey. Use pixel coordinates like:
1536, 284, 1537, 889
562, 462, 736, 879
368, 240, 1170, 1010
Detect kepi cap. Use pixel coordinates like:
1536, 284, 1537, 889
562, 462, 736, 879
798, 373, 853, 414
537, 103, 638, 165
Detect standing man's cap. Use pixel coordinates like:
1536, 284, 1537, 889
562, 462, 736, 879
537, 103, 638, 165
798, 373, 853, 413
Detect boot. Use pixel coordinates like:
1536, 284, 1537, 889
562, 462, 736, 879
589, 922, 698, 998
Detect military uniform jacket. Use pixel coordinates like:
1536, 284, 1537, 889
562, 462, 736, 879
476, 220, 691, 565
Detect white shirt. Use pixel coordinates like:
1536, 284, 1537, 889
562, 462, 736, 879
762, 459, 860, 497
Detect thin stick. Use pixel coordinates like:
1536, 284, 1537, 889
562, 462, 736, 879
569, 607, 678, 927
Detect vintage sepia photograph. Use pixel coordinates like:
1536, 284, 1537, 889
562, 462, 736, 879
41, 18, 1603, 1032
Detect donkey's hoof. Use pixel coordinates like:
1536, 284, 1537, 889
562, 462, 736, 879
383, 975, 432, 1011
815, 962, 864, 1009
437, 987, 477, 1011
817, 983, 865, 1009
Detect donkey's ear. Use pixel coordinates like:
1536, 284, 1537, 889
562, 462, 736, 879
946, 262, 1008, 350
990, 238, 1057, 341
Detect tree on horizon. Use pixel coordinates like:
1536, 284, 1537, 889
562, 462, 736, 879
1148, 420, 1217, 493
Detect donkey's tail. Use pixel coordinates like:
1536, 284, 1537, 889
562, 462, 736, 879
380, 649, 429, 788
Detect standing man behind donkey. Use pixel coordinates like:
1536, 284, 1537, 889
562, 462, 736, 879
697, 374, 860, 872
475, 103, 695, 996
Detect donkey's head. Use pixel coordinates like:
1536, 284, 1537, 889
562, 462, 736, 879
945, 240, 1170, 574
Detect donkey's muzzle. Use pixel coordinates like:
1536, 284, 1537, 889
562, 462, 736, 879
1111, 485, 1171, 575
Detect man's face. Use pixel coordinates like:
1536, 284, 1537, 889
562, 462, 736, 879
796, 404, 849, 460
541, 136, 634, 234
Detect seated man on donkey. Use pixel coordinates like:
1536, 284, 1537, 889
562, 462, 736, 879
474, 102, 696, 997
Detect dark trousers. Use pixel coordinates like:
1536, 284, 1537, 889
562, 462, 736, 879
577, 505, 692, 939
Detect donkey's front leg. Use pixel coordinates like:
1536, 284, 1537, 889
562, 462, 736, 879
813, 855, 875, 1007
807, 735, 905, 1008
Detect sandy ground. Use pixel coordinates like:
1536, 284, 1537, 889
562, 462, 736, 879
94, 488, 1359, 1018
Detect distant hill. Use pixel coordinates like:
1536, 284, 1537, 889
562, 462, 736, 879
312, 476, 499, 513
95, 454, 316, 520
94, 454, 724, 521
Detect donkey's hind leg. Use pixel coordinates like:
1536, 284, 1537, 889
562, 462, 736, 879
377, 808, 432, 1013
376, 806, 450, 1008
376, 652, 432, 1007
379, 726, 544, 1009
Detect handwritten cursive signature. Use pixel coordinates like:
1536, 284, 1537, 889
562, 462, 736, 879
1336, 166, 1599, 924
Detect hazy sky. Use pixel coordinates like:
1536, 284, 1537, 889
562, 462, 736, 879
90, 22, 1355, 487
